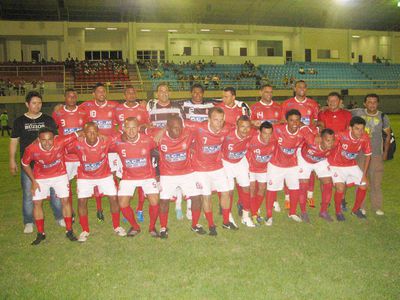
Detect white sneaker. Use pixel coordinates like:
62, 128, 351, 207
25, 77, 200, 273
186, 209, 192, 220
288, 214, 302, 222
273, 201, 281, 212
24, 223, 34, 234
241, 217, 256, 227
265, 217, 273, 226
57, 219, 66, 228
78, 231, 90, 242
114, 226, 127, 237
229, 212, 238, 228
360, 209, 367, 215
376, 210, 384, 216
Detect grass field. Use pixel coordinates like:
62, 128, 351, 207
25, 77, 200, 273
1, 115, 399, 299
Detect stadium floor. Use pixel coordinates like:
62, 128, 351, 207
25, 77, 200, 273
0, 115, 399, 299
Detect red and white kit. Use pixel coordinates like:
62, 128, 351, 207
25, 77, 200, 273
281, 97, 320, 126
250, 101, 282, 124
247, 134, 276, 183
114, 102, 150, 129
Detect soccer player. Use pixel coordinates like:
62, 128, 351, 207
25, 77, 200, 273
52, 88, 87, 212
265, 109, 314, 225
156, 115, 203, 238
250, 84, 282, 127
215, 87, 249, 126
247, 121, 276, 225
298, 128, 336, 222
21, 127, 79, 245
328, 116, 371, 221
317, 92, 352, 132
10, 91, 64, 233
112, 117, 160, 238
67, 122, 126, 242
79, 83, 119, 222
182, 83, 215, 123
188, 107, 233, 235
221, 115, 255, 227
281, 80, 320, 208
114, 85, 150, 222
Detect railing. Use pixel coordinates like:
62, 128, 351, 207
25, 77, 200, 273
0, 64, 65, 80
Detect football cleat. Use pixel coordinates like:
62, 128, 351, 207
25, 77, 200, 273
288, 214, 302, 222
191, 224, 207, 235
160, 227, 169, 239
251, 216, 261, 226
222, 222, 239, 230
114, 226, 127, 237
351, 209, 367, 219
376, 210, 384, 216
241, 217, 256, 227
301, 212, 311, 223
96, 210, 105, 222
31, 232, 46, 245
66, 230, 78, 241
228, 213, 239, 229
127, 227, 141, 237
273, 201, 281, 212
149, 229, 160, 238
24, 223, 34, 234
208, 225, 218, 236
78, 231, 90, 242
319, 212, 333, 222
265, 217, 273, 226
336, 213, 346, 222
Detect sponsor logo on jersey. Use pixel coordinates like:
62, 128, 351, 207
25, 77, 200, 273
301, 117, 311, 125
83, 159, 104, 171
94, 120, 112, 129
280, 146, 296, 155
63, 127, 80, 135
125, 158, 147, 168
189, 115, 208, 122
255, 154, 272, 163
42, 159, 61, 169
306, 153, 325, 162
228, 150, 246, 160
165, 152, 187, 162
341, 150, 358, 160
202, 144, 221, 154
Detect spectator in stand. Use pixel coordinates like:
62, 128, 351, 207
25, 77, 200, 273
1, 110, 10, 136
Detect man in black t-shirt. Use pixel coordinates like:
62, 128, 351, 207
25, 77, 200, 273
10, 91, 64, 234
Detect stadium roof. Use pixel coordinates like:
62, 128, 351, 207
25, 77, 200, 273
1, 0, 400, 31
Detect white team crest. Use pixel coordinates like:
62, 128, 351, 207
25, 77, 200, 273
275, 112, 279, 117
307, 110, 311, 115
182, 143, 187, 149
342, 144, 348, 150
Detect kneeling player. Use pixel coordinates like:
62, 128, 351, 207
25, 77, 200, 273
328, 117, 371, 221
298, 128, 335, 222
21, 127, 79, 245
68, 122, 125, 242
112, 117, 160, 238
247, 121, 276, 225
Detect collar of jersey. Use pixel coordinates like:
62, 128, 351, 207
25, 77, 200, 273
257, 133, 268, 145
85, 137, 100, 147
124, 102, 139, 109
94, 100, 107, 107
294, 96, 308, 103
24, 112, 42, 120
63, 105, 78, 112
208, 122, 221, 134
127, 133, 140, 144
260, 100, 274, 107
286, 124, 299, 135
38, 141, 54, 152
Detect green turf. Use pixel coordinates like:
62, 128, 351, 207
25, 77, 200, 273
1, 116, 399, 299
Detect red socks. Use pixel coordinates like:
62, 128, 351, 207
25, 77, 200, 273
266, 191, 277, 218
320, 182, 333, 213
204, 211, 214, 227
148, 204, 159, 231
353, 188, 367, 212
237, 188, 250, 211
111, 212, 120, 229
299, 182, 308, 214
79, 215, 90, 232
222, 208, 230, 224
136, 188, 145, 211
35, 219, 44, 233
334, 191, 344, 214
288, 189, 299, 215
191, 209, 201, 228
121, 206, 140, 230
64, 217, 72, 231
159, 209, 169, 229
250, 194, 264, 216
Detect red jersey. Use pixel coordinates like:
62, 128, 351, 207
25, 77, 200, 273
114, 102, 150, 129
67, 136, 115, 179
300, 137, 334, 164
79, 100, 118, 136
186, 121, 231, 172
215, 102, 245, 126
247, 134, 276, 173
156, 127, 195, 176
328, 129, 372, 167
270, 124, 314, 168
52, 105, 88, 162
222, 129, 255, 163
281, 97, 320, 126
21, 134, 77, 179
318, 109, 352, 133
110, 133, 156, 180
250, 101, 282, 124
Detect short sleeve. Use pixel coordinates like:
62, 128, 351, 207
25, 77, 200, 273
21, 146, 33, 166
382, 114, 390, 130
362, 137, 372, 156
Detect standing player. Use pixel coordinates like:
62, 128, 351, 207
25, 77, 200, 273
215, 87, 249, 126
112, 117, 160, 238
67, 122, 126, 242
265, 109, 314, 225
246, 121, 276, 225
221, 115, 255, 227
21, 127, 79, 245
318, 92, 352, 132
251, 84, 282, 127
114, 85, 150, 222
297, 128, 336, 222
188, 107, 233, 235
182, 83, 215, 123
156, 115, 204, 238
52, 88, 87, 213
329, 117, 371, 221
281, 80, 320, 208
79, 83, 119, 222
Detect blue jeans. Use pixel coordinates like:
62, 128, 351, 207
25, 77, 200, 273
20, 168, 63, 224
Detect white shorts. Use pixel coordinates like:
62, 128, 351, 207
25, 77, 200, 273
298, 155, 332, 180
77, 175, 117, 198
118, 178, 159, 196
108, 153, 122, 177
159, 173, 201, 200
33, 174, 69, 201
266, 163, 299, 191
66, 161, 80, 180
194, 168, 230, 196
222, 157, 250, 190
249, 171, 268, 183
330, 165, 366, 186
